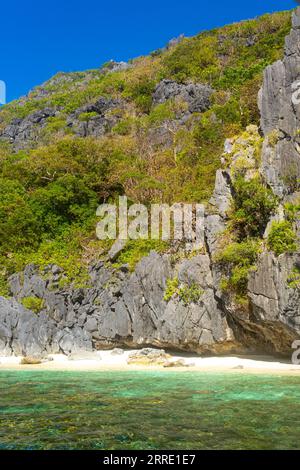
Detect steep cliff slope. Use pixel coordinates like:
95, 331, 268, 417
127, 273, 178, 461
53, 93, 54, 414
0, 8, 300, 358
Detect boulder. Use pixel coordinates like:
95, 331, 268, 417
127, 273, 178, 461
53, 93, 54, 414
0, 108, 56, 150
127, 348, 171, 365
152, 79, 213, 114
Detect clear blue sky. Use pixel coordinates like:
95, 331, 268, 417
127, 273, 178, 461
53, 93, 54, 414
0, 0, 296, 103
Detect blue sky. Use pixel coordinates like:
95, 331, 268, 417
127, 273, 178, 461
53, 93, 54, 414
0, 0, 296, 103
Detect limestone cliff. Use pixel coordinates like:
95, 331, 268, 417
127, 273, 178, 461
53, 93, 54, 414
1, 9, 300, 358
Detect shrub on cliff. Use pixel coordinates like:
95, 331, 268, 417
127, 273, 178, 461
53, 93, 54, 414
216, 238, 261, 299
231, 176, 278, 239
267, 221, 298, 256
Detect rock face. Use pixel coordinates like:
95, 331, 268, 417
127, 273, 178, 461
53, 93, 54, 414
153, 79, 213, 114
0, 99, 125, 151
0, 295, 92, 358
0, 108, 56, 150
259, 7, 300, 197
2, 252, 236, 356
0, 97, 124, 149
248, 252, 300, 332
67, 97, 124, 137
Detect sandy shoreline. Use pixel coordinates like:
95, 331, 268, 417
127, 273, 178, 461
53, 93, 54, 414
1, 350, 300, 375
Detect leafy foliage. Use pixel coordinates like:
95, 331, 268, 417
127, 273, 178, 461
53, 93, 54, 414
21, 296, 45, 314
217, 239, 261, 297
114, 239, 168, 271
267, 221, 298, 256
164, 277, 203, 304
231, 176, 278, 239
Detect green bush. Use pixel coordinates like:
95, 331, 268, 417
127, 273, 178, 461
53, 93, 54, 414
148, 101, 176, 125
267, 221, 297, 256
114, 239, 168, 271
178, 282, 203, 305
217, 239, 261, 297
21, 296, 45, 314
164, 277, 179, 301
112, 119, 132, 135
287, 266, 300, 289
164, 277, 203, 305
78, 112, 99, 122
232, 176, 278, 238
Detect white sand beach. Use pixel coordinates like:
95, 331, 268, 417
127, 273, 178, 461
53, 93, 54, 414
1, 350, 300, 375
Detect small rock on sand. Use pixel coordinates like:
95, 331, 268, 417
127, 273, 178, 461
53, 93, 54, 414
21, 357, 43, 365
110, 348, 125, 356
127, 348, 171, 366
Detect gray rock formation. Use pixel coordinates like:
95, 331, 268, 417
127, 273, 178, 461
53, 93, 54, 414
67, 96, 124, 137
0, 108, 56, 150
0, 288, 92, 358
101, 60, 130, 73
248, 252, 300, 332
1, 251, 237, 356
152, 79, 213, 114
259, 7, 300, 197
209, 170, 232, 218
0, 90, 124, 150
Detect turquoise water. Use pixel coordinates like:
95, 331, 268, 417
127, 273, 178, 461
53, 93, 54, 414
0, 370, 300, 450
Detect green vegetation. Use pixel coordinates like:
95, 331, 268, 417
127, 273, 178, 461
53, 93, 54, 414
113, 239, 168, 271
215, 174, 276, 302
0, 10, 292, 287
21, 296, 45, 313
287, 265, 300, 289
231, 176, 278, 239
285, 200, 300, 222
164, 276, 179, 301
164, 276, 203, 305
178, 282, 204, 305
217, 239, 261, 298
267, 221, 298, 256
78, 112, 99, 122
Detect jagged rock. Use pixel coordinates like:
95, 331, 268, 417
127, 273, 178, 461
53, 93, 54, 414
4, 251, 236, 355
209, 169, 233, 218
101, 60, 130, 73
205, 214, 226, 255
107, 239, 127, 261
259, 7, 300, 197
152, 79, 213, 114
67, 96, 123, 137
0, 297, 55, 357
224, 138, 234, 154
0, 108, 56, 150
0, 295, 94, 357
53, 326, 92, 356
110, 348, 125, 355
263, 204, 285, 239
127, 348, 171, 365
248, 252, 300, 333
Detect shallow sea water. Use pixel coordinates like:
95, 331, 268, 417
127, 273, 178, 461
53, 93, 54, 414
0, 370, 300, 450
